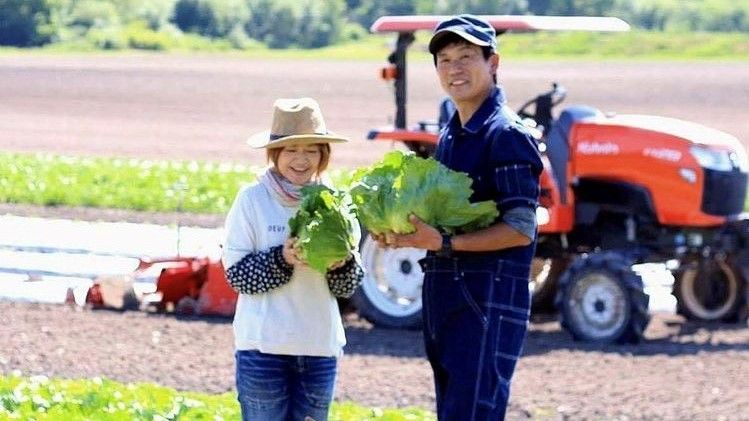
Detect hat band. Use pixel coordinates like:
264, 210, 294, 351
270, 132, 327, 140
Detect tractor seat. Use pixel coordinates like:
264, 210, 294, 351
545, 105, 603, 204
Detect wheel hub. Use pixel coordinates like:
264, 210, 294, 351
400, 259, 412, 275
569, 272, 628, 339
593, 299, 606, 313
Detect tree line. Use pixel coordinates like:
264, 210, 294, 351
2, 0, 748, 49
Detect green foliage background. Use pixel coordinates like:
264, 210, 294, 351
1, 0, 748, 52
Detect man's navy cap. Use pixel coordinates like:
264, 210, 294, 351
428, 14, 497, 54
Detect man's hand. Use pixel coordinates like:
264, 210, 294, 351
370, 232, 389, 248
378, 215, 443, 251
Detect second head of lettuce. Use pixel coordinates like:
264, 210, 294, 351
349, 151, 498, 235
288, 185, 359, 274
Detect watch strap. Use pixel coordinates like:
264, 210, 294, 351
437, 233, 452, 258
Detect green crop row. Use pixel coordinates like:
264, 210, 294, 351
0, 153, 248, 214
0, 152, 746, 216
0, 373, 435, 420
0, 152, 354, 215
0, 153, 356, 214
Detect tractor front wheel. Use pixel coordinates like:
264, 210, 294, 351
351, 233, 425, 329
556, 251, 650, 344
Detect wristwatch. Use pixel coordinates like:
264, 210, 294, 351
437, 233, 453, 258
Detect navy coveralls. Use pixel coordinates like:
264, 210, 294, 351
422, 87, 542, 420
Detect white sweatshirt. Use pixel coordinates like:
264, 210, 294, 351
222, 182, 347, 357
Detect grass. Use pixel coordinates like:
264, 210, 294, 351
497, 30, 749, 60
0, 373, 435, 420
2, 30, 749, 61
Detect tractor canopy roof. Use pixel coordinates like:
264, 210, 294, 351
370, 15, 630, 34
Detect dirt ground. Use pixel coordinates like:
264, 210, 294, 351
1, 55, 749, 420
2, 55, 749, 168
1, 299, 747, 420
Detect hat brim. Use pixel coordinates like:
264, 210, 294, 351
428, 29, 493, 54
247, 130, 350, 149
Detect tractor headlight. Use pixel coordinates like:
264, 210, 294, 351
689, 146, 734, 171
729, 149, 749, 172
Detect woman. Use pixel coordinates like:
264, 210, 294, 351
222, 98, 364, 421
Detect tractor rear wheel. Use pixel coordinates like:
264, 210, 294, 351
556, 251, 650, 344
530, 257, 570, 313
352, 233, 425, 329
673, 257, 744, 321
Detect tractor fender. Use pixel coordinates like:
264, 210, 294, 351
573, 179, 657, 225
555, 250, 650, 343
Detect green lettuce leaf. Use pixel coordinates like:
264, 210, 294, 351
349, 150, 499, 235
288, 185, 358, 274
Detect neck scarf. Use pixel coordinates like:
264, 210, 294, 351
259, 167, 305, 207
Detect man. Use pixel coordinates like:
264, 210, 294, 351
378, 14, 542, 420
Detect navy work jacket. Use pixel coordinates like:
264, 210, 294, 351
435, 86, 543, 266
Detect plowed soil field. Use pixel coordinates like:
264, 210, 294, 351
1, 55, 748, 420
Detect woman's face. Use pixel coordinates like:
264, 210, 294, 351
276, 143, 323, 185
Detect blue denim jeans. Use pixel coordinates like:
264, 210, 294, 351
420, 256, 531, 421
235, 350, 337, 421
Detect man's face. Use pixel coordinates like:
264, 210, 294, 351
435, 42, 498, 106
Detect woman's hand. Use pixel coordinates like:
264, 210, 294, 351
282, 237, 306, 266
327, 255, 351, 271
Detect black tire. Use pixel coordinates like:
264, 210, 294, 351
673, 257, 744, 322
352, 233, 425, 329
556, 251, 650, 344
728, 219, 749, 321
405, 141, 437, 159
530, 257, 570, 313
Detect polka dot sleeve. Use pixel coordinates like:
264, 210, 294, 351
325, 256, 364, 298
224, 245, 293, 295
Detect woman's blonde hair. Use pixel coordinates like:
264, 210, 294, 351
266, 143, 331, 176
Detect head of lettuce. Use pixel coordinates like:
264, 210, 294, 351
288, 184, 360, 274
349, 150, 499, 235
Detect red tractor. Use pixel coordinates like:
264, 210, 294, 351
352, 15, 749, 343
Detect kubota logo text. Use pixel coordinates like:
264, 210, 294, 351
643, 148, 682, 162
577, 141, 620, 155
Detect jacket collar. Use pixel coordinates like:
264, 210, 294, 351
453, 86, 506, 135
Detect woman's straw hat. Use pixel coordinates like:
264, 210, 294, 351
247, 97, 349, 148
